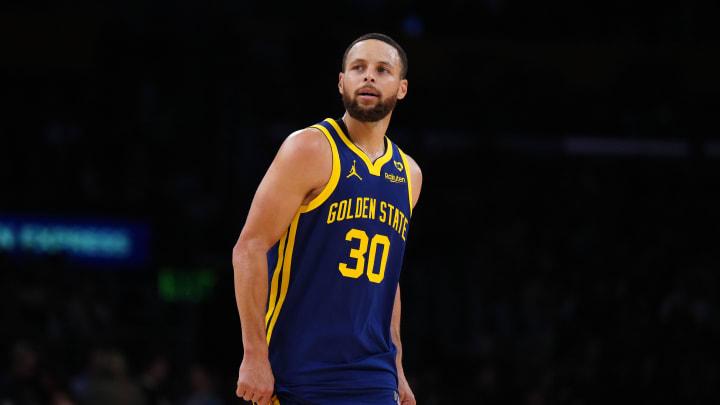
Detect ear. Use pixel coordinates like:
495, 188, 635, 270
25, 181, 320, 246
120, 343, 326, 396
338, 72, 345, 95
396, 79, 408, 100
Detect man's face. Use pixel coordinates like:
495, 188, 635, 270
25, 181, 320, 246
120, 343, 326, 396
339, 39, 408, 122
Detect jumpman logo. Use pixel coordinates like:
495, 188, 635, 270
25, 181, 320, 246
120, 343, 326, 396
347, 160, 363, 180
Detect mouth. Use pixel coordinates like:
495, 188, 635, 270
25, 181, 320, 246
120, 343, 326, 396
357, 87, 380, 98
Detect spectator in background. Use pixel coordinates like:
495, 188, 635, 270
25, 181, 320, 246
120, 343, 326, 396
138, 355, 171, 405
183, 365, 223, 405
0, 341, 45, 405
81, 349, 145, 405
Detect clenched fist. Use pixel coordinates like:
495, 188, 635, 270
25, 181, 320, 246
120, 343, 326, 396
236, 355, 275, 405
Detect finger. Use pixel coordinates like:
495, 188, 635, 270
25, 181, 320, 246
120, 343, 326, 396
236, 386, 246, 398
260, 390, 277, 405
236, 379, 248, 393
242, 391, 257, 402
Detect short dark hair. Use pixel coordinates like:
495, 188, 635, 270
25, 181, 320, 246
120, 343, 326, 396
341, 33, 408, 79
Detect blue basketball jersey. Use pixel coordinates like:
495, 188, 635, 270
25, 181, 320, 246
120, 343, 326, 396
264, 118, 414, 404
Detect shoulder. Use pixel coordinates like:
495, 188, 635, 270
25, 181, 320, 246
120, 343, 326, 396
273, 126, 332, 168
280, 126, 331, 156
270, 126, 333, 190
396, 147, 422, 209
403, 153, 422, 185
397, 147, 422, 188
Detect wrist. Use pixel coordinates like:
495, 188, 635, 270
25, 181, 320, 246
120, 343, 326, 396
243, 344, 269, 360
396, 361, 405, 376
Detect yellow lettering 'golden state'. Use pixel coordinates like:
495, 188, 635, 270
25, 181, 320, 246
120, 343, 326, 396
337, 200, 347, 221
346, 198, 354, 220
326, 197, 408, 240
354, 197, 363, 218
327, 203, 337, 223
362, 197, 370, 219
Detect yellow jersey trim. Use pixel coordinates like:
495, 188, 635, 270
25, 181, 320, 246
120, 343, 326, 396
266, 210, 301, 344
327, 118, 393, 176
300, 124, 341, 213
264, 233, 287, 327
398, 147, 413, 216
254, 396, 280, 405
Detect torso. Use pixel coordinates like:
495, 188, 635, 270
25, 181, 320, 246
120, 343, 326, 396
264, 118, 415, 404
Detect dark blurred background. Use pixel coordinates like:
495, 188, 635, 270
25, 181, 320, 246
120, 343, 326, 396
1, 1, 719, 404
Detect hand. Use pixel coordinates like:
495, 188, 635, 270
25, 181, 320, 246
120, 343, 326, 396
398, 373, 416, 405
236, 355, 275, 405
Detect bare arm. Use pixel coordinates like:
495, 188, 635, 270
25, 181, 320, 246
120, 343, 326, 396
233, 128, 331, 405
391, 284, 406, 373
392, 285, 415, 405
393, 155, 421, 405
406, 154, 422, 211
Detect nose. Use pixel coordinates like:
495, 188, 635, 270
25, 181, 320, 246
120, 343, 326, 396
363, 72, 375, 83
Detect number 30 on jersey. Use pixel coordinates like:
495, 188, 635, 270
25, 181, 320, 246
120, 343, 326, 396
338, 228, 390, 283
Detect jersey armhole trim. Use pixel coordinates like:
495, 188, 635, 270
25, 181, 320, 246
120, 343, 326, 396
397, 147, 413, 217
266, 211, 301, 344
264, 233, 288, 329
299, 124, 341, 213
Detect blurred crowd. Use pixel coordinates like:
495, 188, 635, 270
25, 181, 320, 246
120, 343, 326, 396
400, 155, 720, 404
2, 154, 719, 404
2, 1, 718, 404
0, 254, 228, 405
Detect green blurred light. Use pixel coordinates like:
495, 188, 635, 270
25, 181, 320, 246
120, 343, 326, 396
158, 268, 217, 302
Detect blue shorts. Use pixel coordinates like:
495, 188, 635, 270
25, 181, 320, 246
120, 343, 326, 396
273, 390, 400, 405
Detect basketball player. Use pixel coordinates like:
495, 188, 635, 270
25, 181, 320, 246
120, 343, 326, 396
233, 33, 421, 405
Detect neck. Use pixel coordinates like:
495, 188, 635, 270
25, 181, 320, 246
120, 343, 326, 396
341, 112, 392, 160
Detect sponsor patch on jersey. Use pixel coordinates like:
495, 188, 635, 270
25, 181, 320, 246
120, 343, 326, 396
385, 172, 406, 183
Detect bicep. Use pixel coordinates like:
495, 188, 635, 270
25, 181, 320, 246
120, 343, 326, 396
237, 129, 331, 251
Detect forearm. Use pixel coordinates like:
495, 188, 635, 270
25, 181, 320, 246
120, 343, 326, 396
391, 285, 405, 375
233, 241, 271, 358
394, 334, 405, 376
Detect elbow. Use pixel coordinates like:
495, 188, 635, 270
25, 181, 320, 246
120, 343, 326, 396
232, 235, 267, 269
232, 239, 249, 268
233, 232, 255, 256
232, 237, 247, 268
232, 238, 245, 257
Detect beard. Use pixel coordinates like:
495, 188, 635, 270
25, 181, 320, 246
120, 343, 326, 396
342, 89, 397, 122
